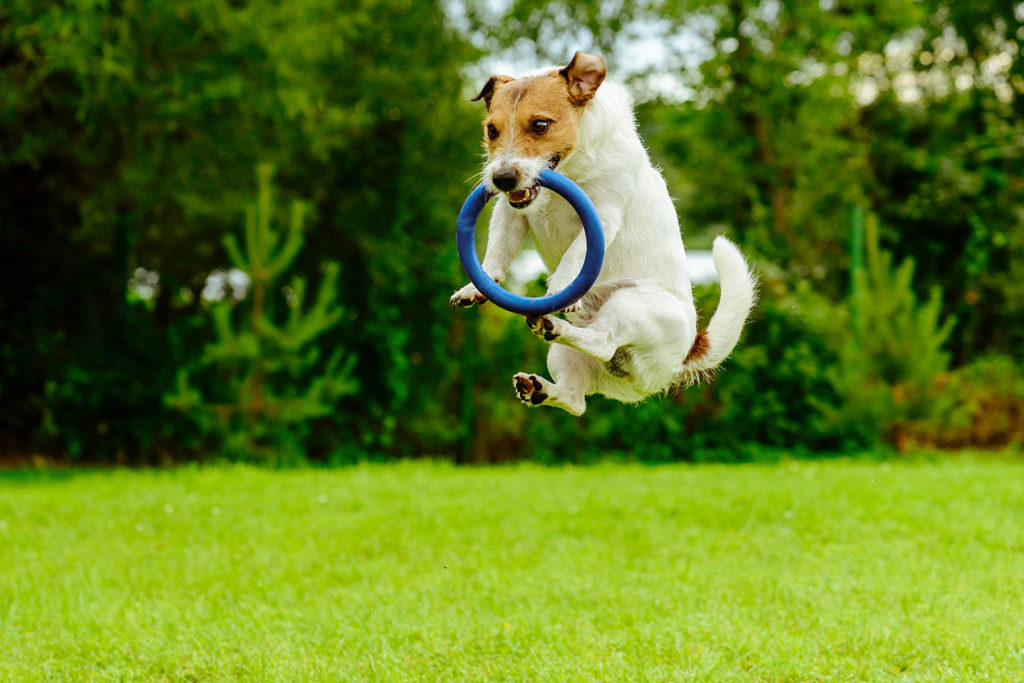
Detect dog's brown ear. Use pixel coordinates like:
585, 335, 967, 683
471, 75, 514, 109
560, 52, 606, 105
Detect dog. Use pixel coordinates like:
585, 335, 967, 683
451, 52, 756, 416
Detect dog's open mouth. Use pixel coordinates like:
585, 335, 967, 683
507, 185, 540, 208
505, 154, 562, 209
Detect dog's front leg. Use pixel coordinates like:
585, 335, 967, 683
545, 204, 622, 312
450, 202, 528, 307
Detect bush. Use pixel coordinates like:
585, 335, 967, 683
668, 276, 865, 458
914, 355, 1024, 450
827, 238, 956, 452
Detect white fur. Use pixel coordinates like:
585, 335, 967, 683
452, 74, 756, 415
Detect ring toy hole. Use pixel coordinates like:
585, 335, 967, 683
455, 169, 604, 316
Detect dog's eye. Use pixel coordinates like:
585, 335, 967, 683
487, 124, 499, 141
531, 120, 551, 135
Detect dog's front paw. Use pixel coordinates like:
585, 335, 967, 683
525, 314, 562, 342
450, 282, 487, 308
513, 372, 549, 406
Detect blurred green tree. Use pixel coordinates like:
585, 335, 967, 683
166, 166, 358, 462
828, 214, 956, 453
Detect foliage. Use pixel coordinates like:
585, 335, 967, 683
862, 89, 1024, 360
917, 355, 1024, 449
5, 459, 1024, 678
1, 0, 1022, 463
29, 299, 191, 462
166, 167, 358, 463
0, 0, 481, 461
679, 278, 862, 455
827, 216, 956, 451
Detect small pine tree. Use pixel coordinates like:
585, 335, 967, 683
166, 165, 358, 462
829, 213, 956, 452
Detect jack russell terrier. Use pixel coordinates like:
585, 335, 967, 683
451, 52, 756, 416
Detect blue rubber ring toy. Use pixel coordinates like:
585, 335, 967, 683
456, 169, 604, 316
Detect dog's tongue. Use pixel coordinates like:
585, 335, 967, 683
508, 189, 529, 202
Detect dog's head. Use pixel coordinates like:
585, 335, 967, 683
472, 52, 606, 209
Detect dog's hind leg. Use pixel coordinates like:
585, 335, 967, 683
526, 286, 693, 364
527, 286, 696, 396
512, 346, 594, 415
525, 313, 618, 361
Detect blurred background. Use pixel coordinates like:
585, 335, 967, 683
1, 0, 1021, 466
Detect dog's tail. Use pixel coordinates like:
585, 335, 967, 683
678, 236, 757, 386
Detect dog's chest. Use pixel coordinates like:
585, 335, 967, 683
524, 197, 582, 269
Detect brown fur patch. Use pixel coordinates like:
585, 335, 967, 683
684, 328, 710, 364
560, 52, 606, 105
606, 347, 633, 378
482, 72, 582, 161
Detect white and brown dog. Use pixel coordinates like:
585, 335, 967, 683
451, 52, 756, 416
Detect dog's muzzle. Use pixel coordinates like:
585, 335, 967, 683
502, 154, 562, 209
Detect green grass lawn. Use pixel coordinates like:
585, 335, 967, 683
3, 457, 1024, 681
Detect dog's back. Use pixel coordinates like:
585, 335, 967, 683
522, 80, 693, 300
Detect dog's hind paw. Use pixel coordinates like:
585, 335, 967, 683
513, 372, 549, 406
557, 300, 583, 314
525, 314, 562, 342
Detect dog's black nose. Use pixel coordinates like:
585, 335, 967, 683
492, 168, 518, 192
